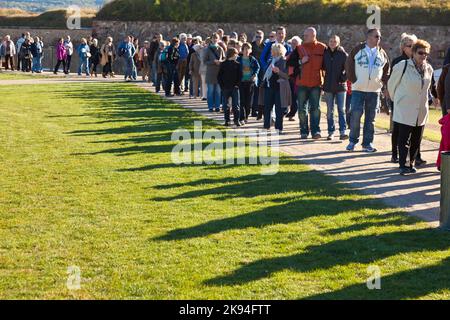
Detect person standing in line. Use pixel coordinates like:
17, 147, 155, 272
177, 33, 189, 93
118, 36, 136, 81
389, 33, 418, 163
285, 36, 302, 121
19, 38, 32, 72
204, 33, 225, 112
290, 27, 327, 140
30, 36, 43, 73
140, 40, 151, 81
15, 33, 25, 71
100, 37, 116, 78
89, 38, 100, 77
199, 37, 210, 101
322, 35, 349, 141
54, 38, 67, 74
388, 40, 434, 175
165, 37, 181, 97
189, 43, 203, 99
262, 43, 291, 134
77, 38, 91, 76
64, 35, 73, 74
2, 35, 15, 70
251, 30, 265, 118
345, 28, 390, 152
218, 48, 242, 127
237, 42, 260, 123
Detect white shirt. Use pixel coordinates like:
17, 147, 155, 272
365, 45, 378, 75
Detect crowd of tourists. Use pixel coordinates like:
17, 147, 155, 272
1, 27, 450, 175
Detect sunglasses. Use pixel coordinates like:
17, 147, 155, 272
374, 35, 382, 39
417, 51, 429, 56
256, 36, 262, 39
405, 45, 413, 48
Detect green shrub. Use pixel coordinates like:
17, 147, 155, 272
96, 0, 450, 25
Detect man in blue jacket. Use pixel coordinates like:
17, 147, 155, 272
118, 36, 136, 81
177, 33, 189, 93
260, 26, 292, 72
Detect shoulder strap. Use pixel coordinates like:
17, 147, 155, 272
209, 46, 220, 60
394, 60, 408, 94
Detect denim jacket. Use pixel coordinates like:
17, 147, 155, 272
237, 55, 260, 86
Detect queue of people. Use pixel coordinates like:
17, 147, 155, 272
1, 27, 449, 176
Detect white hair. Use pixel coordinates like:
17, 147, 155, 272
400, 32, 418, 50
290, 36, 302, 45
179, 33, 187, 40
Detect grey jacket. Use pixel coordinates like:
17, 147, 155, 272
203, 45, 225, 84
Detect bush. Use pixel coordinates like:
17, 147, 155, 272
96, 0, 450, 25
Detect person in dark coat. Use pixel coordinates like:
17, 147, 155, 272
89, 38, 100, 77
322, 35, 349, 140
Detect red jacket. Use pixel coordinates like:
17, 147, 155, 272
293, 40, 326, 88
437, 114, 450, 169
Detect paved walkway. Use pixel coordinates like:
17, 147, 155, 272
136, 82, 442, 227
1, 71, 441, 226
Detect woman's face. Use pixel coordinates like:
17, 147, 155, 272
413, 47, 429, 65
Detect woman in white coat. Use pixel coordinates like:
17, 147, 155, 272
388, 39, 434, 176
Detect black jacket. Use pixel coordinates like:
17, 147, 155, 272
167, 45, 180, 65
322, 46, 348, 93
218, 59, 242, 90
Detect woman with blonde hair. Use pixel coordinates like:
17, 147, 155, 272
388, 39, 434, 175
262, 43, 291, 134
100, 36, 116, 78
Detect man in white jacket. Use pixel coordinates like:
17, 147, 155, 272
345, 28, 390, 152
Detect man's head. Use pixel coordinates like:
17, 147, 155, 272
303, 27, 317, 44
66, 35, 71, 42
366, 28, 381, 48
171, 37, 180, 48
179, 33, 187, 43
276, 26, 286, 43
211, 32, 220, 45
254, 30, 264, 45
217, 29, 224, 38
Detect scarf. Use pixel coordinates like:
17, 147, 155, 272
263, 56, 281, 87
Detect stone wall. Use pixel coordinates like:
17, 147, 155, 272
0, 27, 93, 73
93, 20, 450, 68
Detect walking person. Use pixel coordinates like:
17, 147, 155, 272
30, 36, 43, 73
100, 37, 116, 78
218, 48, 242, 126
89, 38, 100, 77
437, 62, 450, 117
260, 26, 292, 72
77, 38, 91, 76
322, 35, 349, 140
204, 33, 225, 112
64, 35, 73, 74
132, 37, 139, 80
345, 28, 390, 152
118, 36, 136, 81
155, 40, 167, 93
199, 38, 210, 101
54, 38, 67, 74
237, 42, 260, 122
389, 33, 418, 163
292, 27, 327, 140
387, 40, 434, 175
262, 43, 291, 134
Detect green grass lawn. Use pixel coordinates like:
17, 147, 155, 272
1, 82, 450, 299
0, 71, 54, 80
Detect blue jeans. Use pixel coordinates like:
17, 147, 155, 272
297, 86, 321, 136
78, 57, 90, 76
165, 62, 180, 95
123, 57, 134, 79
349, 91, 380, 147
32, 55, 42, 72
222, 87, 240, 123
207, 83, 221, 111
324, 91, 347, 135
264, 86, 283, 131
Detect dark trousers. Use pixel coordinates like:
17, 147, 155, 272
392, 121, 400, 159
264, 86, 283, 131
286, 79, 298, 118
346, 93, 352, 129
103, 56, 113, 75
222, 87, 240, 123
4, 54, 14, 69
398, 123, 424, 168
22, 58, 31, 72
54, 59, 66, 73
239, 81, 254, 121
252, 86, 260, 116
65, 55, 72, 73
165, 63, 180, 95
